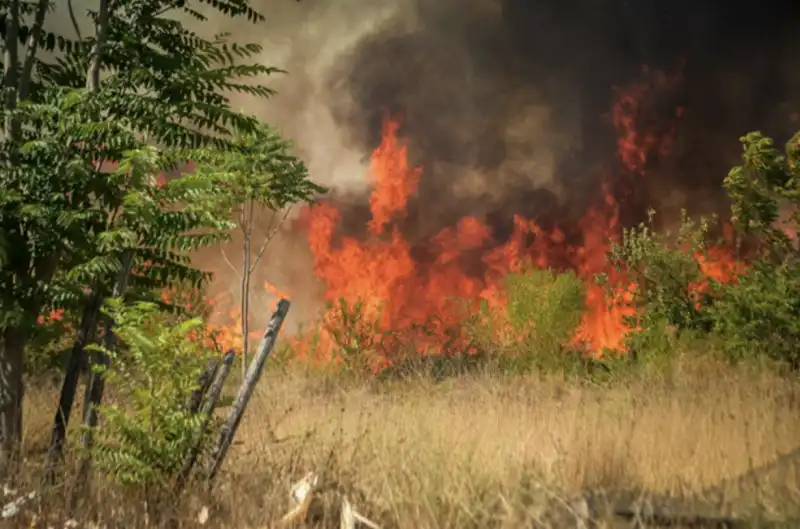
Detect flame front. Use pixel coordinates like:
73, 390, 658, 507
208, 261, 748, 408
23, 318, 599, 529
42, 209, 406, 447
194, 67, 748, 368
299, 117, 639, 364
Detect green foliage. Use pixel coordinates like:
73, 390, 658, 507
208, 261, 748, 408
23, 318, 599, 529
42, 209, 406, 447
22, 0, 279, 150
464, 266, 585, 374
86, 298, 214, 489
194, 123, 327, 212
710, 260, 800, 368
724, 131, 800, 260
606, 210, 716, 338
504, 266, 586, 351
709, 131, 800, 367
0, 0, 323, 468
0, 0, 287, 338
605, 131, 800, 369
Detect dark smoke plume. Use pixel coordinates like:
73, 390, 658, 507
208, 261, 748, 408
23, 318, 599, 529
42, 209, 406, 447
195, 0, 800, 323
326, 0, 800, 238
49, 0, 800, 326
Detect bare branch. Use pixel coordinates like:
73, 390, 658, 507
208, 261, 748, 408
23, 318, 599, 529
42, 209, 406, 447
18, 0, 49, 101
264, 208, 277, 237
249, 206, 292, 274
67, 0, 83, 40
220, 245, 240, 277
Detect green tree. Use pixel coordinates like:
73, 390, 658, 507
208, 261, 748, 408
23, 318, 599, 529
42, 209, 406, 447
0, 0, 305, 477
194, 124, 325, 376
723, 131, 800, 261
1, 0, 63, 475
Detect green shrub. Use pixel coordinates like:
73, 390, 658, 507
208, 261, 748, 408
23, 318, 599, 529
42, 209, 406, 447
607, 209, 715, 336
709, 131, 800, 367
324, 297, 391, 375
465, 266, 585, 373
505, 266, 586, 350
86, 298, 216, 491
711, 260, 800, 368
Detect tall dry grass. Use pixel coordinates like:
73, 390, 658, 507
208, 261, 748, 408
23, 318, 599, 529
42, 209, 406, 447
12, 356, 800, 528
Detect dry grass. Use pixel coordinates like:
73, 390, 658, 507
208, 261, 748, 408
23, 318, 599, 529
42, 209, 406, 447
11, 357, 800, 528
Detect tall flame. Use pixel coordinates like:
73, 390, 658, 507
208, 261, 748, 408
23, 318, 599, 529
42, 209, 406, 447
298, 117, 639, 364
187, 66, 749, 368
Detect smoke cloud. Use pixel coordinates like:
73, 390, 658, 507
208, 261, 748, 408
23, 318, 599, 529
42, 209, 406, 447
234, 0, 798, 319
46, 0, 800, 326
196, 0, 800, 237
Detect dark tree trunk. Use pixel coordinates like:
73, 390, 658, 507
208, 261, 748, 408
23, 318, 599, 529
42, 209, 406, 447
1, 0, 22, 477
43, 289, 104, 485
1, 0, 57, 481
0, 328, 26, 481
175, 350, 235, 495
75, 251, 132, 492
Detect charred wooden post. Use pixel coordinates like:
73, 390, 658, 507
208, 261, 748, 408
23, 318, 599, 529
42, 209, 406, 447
186, 356, 222, 415
206, 299, 290, 485
175, 350, 235, 495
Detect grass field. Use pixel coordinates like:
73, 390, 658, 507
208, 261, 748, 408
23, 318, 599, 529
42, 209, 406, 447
13, 354, 800, 528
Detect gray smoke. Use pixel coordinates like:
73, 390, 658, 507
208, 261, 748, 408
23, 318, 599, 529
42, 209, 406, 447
44, 0, 800, 327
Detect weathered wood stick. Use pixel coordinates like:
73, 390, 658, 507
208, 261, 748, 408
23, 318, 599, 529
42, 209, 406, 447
206, 299, 290, 485
186, 356, 222, 415
175, 350, 235, 495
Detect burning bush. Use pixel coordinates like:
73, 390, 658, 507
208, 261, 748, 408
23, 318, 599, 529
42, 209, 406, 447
266, 121, 800, 376
465, 267, 586, 367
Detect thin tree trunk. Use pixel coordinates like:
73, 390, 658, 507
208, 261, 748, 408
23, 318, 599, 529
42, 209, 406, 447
42, 289, 104, 486
241, 226, 251, 379
0, 329, 25, 481
18, 0, 49, 101
0, 0, 22, 482
3, 0, 20, 143
0, 258, 58, 482
75, 252, 133, 491
86, 0, 110, 93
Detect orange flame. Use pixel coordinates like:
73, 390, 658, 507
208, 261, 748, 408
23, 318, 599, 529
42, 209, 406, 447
155, 65, 749, 371
298, 116, 640, 365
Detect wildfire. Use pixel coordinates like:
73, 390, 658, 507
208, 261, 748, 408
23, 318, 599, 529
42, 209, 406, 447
296, 117, 642, 365
159, 279, 292, 354
283, 66, 746, 367
611, 65, 684, 176
89, 66, 747, 369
